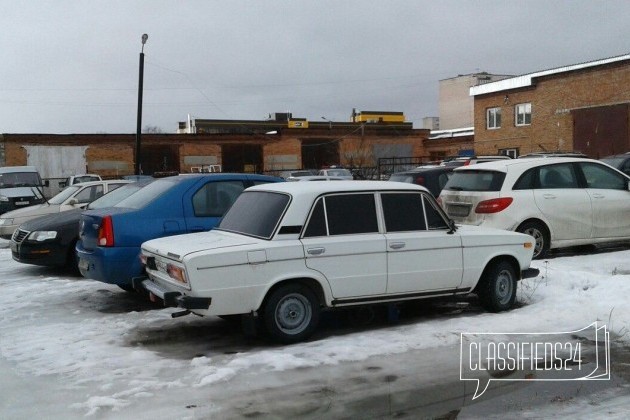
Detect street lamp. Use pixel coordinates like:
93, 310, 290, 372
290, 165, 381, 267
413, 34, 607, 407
135, 33, 148, 175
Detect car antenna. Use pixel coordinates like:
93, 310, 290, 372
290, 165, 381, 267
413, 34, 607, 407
31, 184, 50, 205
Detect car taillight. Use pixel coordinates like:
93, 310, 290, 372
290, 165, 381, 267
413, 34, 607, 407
475, 197, 513, 214
414, 176, 425, 185
463, 160, 471, 166
97, 216, 114, 247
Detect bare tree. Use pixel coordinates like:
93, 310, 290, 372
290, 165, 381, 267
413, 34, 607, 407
143, 125, 164, 134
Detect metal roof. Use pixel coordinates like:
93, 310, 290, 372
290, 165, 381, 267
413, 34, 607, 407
470, 54, 630, 96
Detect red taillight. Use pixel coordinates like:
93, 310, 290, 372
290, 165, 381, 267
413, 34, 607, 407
97, 216, 114, 247
475, 197, 513, 214
463, 160, 471, 166
414, 176, 425, 185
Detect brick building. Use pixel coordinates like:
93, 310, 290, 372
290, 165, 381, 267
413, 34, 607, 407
470, 54, 630, 158
0, 112, 428, 179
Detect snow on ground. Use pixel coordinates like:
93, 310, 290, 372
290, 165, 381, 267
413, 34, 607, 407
1, 242, 630, 418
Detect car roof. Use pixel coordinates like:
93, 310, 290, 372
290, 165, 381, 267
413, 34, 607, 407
392, 166, 453, 175
453, 157, 603, 173
72, 179, 133, 187
249, 180, 428, 195
0, 166, 39, 173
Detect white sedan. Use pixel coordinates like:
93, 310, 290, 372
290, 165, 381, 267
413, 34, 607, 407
136, 181, 538, 343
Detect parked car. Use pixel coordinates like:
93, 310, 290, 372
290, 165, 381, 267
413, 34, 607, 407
441, 156, 511, 168
317, 168, 353, 179
600, 152, 630, 176
438, 157, 630, 259
0, 179, 130, 239
518, 151, 588, 159
278, 170, 317, 181
287, 176, 345, 181
134, 181, 538, 343
0, 166, 46, 215
59, 174, 102, 189
388, 166, 454, 197
76, 173, 283, 290
10, 180, 152, 270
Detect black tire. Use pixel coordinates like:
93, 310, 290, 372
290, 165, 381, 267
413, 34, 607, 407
517, 221, 550, 259
263, 283, 320, 344
477, 261, 517, 312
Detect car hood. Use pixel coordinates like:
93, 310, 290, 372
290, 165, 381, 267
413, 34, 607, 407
1, 203, 61, 219
20, 208, 83, 231
143, 230, 260, 261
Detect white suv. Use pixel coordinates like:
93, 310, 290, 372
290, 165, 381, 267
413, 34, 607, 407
439, 157, 630, 259
135, 181, 537, 343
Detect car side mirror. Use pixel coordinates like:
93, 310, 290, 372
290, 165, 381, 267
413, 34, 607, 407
67, 198, 79, 206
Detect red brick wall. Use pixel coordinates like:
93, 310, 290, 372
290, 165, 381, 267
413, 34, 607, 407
473, 61, 630, 155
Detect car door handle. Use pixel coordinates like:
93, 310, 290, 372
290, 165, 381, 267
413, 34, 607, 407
389, 242, 406, 250
542, 194, 556, 199
307, 247, 325, 255
592, 193, 605, 199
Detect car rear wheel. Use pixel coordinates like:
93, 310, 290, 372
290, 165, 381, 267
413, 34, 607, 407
477, 261, 517, 312
263, 284, 320, 344
517, 221, 549, 259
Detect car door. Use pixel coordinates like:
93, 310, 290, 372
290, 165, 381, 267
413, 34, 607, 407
533, 163, 592, 240
579, 162, 630, 238
301, 193, 387, 298
381, 192, 463, 293
184, 180, 246, 233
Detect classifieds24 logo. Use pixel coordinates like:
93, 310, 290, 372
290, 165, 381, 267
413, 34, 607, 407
460, 322, 610, 400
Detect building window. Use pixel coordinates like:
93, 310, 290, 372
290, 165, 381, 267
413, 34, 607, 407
499, 148, 519, 159
487, 107, 501, 129
515, 103, 532, 126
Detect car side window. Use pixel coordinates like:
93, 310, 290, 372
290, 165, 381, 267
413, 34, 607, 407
75, 185, 103, 203
109, 183, 126, 192
513, 168, 535, 190
192, 181, 245, 217
424, 195, 449, 229
538, 164, 579, 189
324, 193, 378, 236
303, 198, 327, 237
381, 193, 426, 232
580, 162, 626, 190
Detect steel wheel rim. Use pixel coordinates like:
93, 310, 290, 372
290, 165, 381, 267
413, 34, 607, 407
495, 269, 514, 305
523, 227, 544, 257
275, 293, 312, 335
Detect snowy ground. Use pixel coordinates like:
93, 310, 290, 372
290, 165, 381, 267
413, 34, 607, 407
1, 240, 630, 419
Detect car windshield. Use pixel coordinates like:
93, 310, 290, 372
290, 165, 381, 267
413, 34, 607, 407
443, 170, 506, 192
0, 171, 41, 188
48, 185, 82, 204
217, 191, 290, 239
86, 181, 150, 210
326, 169, 351, 176
114, 178, 178, 209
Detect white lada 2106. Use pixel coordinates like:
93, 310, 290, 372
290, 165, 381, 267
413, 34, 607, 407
135, 181, 538, 343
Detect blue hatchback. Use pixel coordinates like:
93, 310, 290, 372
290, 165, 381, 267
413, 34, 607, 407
76, 173, 282, 289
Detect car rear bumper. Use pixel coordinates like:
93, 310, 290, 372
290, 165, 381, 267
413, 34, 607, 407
75, 242, 143, 286
132, 276, 211, 310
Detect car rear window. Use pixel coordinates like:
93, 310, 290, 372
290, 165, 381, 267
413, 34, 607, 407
218, 191, 290, 239
114, 178, 178, 209
443, 170, 506, 192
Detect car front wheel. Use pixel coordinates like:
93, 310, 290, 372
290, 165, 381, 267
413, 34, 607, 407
263, 284, 320, 344
477, 261, 517, 312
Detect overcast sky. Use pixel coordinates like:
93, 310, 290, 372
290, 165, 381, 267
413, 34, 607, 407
1, 0, 629, 134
